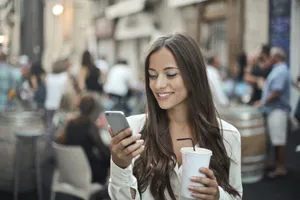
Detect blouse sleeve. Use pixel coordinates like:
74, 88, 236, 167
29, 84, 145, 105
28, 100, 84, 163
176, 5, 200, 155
219, 129, 243, 200
108, 115, 146, 200
108, 159, 141, 200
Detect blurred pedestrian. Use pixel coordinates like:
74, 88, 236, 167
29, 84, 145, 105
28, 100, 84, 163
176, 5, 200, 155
0, 52, 22, 111
235, 52, 247, 82
95, 55, 109, 82
44, 58, 70, 158
256, 47, 291, 178
104, 59, 139, 115
56, 94, 110, 198
244, 44, 273, 104
29, 61, 46, 109
206, 54, 230, 107
78, 50, 103, 94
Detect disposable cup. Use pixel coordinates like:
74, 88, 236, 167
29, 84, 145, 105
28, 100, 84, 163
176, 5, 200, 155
180, 147, 212, 199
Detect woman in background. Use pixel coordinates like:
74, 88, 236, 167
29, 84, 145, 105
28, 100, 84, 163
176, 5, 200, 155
29, 61, 46, 109
78, 50, 103, 93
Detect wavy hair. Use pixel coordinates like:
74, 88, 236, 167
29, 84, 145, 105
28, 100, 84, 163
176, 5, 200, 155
133, 33, 240, 200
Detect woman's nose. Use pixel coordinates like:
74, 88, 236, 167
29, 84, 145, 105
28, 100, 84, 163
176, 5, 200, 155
155, 74, 167, 89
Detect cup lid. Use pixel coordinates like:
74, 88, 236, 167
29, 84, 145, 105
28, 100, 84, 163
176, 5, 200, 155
180, 147, 212, 155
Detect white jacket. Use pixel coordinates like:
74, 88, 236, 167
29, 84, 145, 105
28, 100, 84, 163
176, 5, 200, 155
108, 114, 243, 200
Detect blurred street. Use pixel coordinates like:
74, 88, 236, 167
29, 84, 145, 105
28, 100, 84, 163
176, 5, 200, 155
0, 0, 300, 200
0, 128, 299, 200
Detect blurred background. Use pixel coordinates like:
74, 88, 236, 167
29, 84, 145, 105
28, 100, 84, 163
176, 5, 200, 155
0, 0, 299, 200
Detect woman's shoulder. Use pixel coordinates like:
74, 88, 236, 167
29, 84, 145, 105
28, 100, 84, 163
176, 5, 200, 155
127, 114, 146, 135
218, 119, 241, 161
219, 119, 241, 143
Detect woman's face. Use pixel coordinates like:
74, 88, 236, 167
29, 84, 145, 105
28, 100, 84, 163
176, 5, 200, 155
148, 47, 188, 110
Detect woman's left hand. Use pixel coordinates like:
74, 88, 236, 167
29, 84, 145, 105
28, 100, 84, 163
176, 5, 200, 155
188, 167, 220, 200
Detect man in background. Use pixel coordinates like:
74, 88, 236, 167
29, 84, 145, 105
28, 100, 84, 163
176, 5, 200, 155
257, 47, 291, 178
206, 54, 230, 108
104, 59, 138, 115
244, 44, 273, 104
0, 51, 21, 111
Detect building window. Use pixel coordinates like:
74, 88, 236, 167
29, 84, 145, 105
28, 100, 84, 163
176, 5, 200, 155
205, 19, 228, 68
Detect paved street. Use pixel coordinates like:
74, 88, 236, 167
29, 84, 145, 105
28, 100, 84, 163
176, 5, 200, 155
1, 129, 299, 200
243, 128, 300, 200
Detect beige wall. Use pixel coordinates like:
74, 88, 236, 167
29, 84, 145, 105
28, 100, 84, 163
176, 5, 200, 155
155, 0, 186, 34
243, 0, 269, 54
43, 0, 91, 73
8, 0, 21, 64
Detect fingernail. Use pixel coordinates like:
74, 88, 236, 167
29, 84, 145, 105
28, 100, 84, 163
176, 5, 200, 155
141, 145, 145, 149
190, 177, 197, 181
135, 134, 141, 139
188, 186, 194, 190
137, 140, 144, 145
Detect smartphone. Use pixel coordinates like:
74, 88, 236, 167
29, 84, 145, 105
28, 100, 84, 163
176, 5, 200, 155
105, 111, 130, 136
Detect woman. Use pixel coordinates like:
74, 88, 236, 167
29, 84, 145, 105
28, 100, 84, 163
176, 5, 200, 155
56, 94, 110, 185
29, 61, 46, 109
108, 33, 242, 200
78, 50, 103, 93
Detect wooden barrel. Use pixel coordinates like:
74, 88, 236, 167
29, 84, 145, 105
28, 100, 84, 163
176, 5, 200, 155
0, 110, 46, 192
219, 105, 266, 183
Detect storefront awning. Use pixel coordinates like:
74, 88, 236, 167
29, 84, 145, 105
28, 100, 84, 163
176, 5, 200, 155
168, 0, 209, 7
114, 13, 156, 40
105, 0, 147, 19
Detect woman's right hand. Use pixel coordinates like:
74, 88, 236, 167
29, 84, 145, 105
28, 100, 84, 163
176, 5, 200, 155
108, 127, 144, 168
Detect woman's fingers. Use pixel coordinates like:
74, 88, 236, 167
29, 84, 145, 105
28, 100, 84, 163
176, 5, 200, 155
188, 185, 218, 195
122, 139, 144, 156
189, 168, 219, 200
110, 128, 133, 145
200, 168, 216, 180
108, 125, 114, 138
116, 133, 141, 150
191, 193, 214, 200
129, 144, 145, 158
191, 176, 218, 187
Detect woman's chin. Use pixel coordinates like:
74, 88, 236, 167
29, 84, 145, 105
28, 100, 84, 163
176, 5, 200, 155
157, 102, 172, 110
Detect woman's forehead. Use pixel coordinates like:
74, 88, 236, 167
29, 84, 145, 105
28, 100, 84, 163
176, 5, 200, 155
149, 47, 178, 70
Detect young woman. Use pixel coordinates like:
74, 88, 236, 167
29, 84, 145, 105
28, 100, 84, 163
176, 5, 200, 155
78, 50, 103, 93
108, 33, 242, 200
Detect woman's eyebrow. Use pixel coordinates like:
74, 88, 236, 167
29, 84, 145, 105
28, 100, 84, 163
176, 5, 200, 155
164, 66, 178, 70
148, 66, 178, 71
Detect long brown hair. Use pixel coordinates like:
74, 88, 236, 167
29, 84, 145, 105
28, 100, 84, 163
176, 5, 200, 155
73, 95, 96, 124
133, 33, 240, 200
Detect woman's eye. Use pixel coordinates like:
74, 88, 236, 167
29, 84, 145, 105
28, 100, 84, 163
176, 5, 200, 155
167, 73, 177, 78
149, 74, 158, 79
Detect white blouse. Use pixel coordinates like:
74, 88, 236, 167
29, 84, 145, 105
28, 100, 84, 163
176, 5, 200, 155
108, 114, 243, 200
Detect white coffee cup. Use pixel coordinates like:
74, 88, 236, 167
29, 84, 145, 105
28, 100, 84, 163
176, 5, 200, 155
180, 147, 213, 199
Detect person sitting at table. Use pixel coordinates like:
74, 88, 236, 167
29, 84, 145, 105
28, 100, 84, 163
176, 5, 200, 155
56, 94, 110, 185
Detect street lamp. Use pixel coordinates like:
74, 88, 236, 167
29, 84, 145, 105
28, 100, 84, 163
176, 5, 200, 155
52, 4, 64, 16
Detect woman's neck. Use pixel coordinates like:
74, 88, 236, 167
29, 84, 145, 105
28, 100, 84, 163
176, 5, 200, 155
167, 104, 190, 135
168, 105, 188, 125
